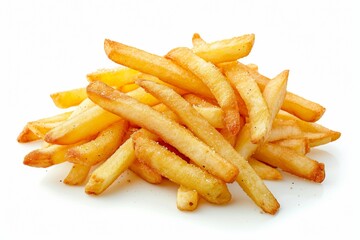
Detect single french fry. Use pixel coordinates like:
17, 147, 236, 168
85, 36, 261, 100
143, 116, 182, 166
66, 120, 128, 166
17, 124, 41, 143
104, 39, 212, 97
220, 61, 270, 143
129, 158, 163, 184
125, 87, 159, 106
183, 93, 218, 107
274, 138, 310, 155
119, 83, 139, 93
50, 88, 87, 109
192, 34, 255, 64
45, 104, 120, 145
302, 132, 334, 147
254, 143, 325, 183
69, 98, 96, 117
192, 33, 206, 47
24, 143, 81, 168
177, 185, 199, 211
86, 81, 238, 183
137, 79, 279, 214
133, 135, 232, 204
87, 67, 140, 87
63, 163, 91, 185
166, 47, 241, 135
248, 158, 282, 180
85, 137, 136, 195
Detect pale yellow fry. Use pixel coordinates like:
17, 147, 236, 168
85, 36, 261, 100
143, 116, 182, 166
191, 33, 207, 47
125, 87, 159, 106
234, 124, 258, 160
133, 136, 232, 205
85, 138, 136, 195
45, 104, 120, 145
69, 98, 96, 118
87, 67, 140, 87
104, 39, 212, 97
183, 93, 218, 107
119, 83, 139, 93
192, 34, 255, 64
248, 66, 326, 122
63, 164, 91, 185
138, 80, 279, 214
86, 81, 238, 183
274, 138, 310, 155
50, 88, 87, 109
66, 120, 128, 166
220, 61, 270, 143
166, 47, 241, 135
248, 158, 282, 180
129, 158, 163, 184
177, 185, 199, 211
254, 143, 325, 183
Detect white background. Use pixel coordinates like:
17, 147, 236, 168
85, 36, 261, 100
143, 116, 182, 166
1, 0, 359, 239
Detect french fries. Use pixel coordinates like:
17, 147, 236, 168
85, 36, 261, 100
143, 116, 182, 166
18, 33, 340, 215
166, 47, 241, 135
133, 134, 232, 204
86, 81, 238, 183
137, 79, 279, 213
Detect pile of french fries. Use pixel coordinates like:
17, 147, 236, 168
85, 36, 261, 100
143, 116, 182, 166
18, 33, 340, 214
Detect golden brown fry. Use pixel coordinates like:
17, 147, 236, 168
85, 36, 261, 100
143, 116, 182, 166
86, 81, 238, 183
104, 39, 212, 97
177, 186, 199, 211
17, 124, 41, 143
24, 143, 81, 168
137, 79, 279, 214
85, 138, 136, 195
248, 158, 282, 180
248, 66, 326, 122
133, 135, 231, 204
50, 88, 87, 109
63, 163, 91, 185
129, 158, 163, 184
220, 61, 270, 143
87, 67, 140, 87
192, 34, 255, 64
66, 120, 128, 166
166, 47, 241, 135
254, 143, 325, 183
